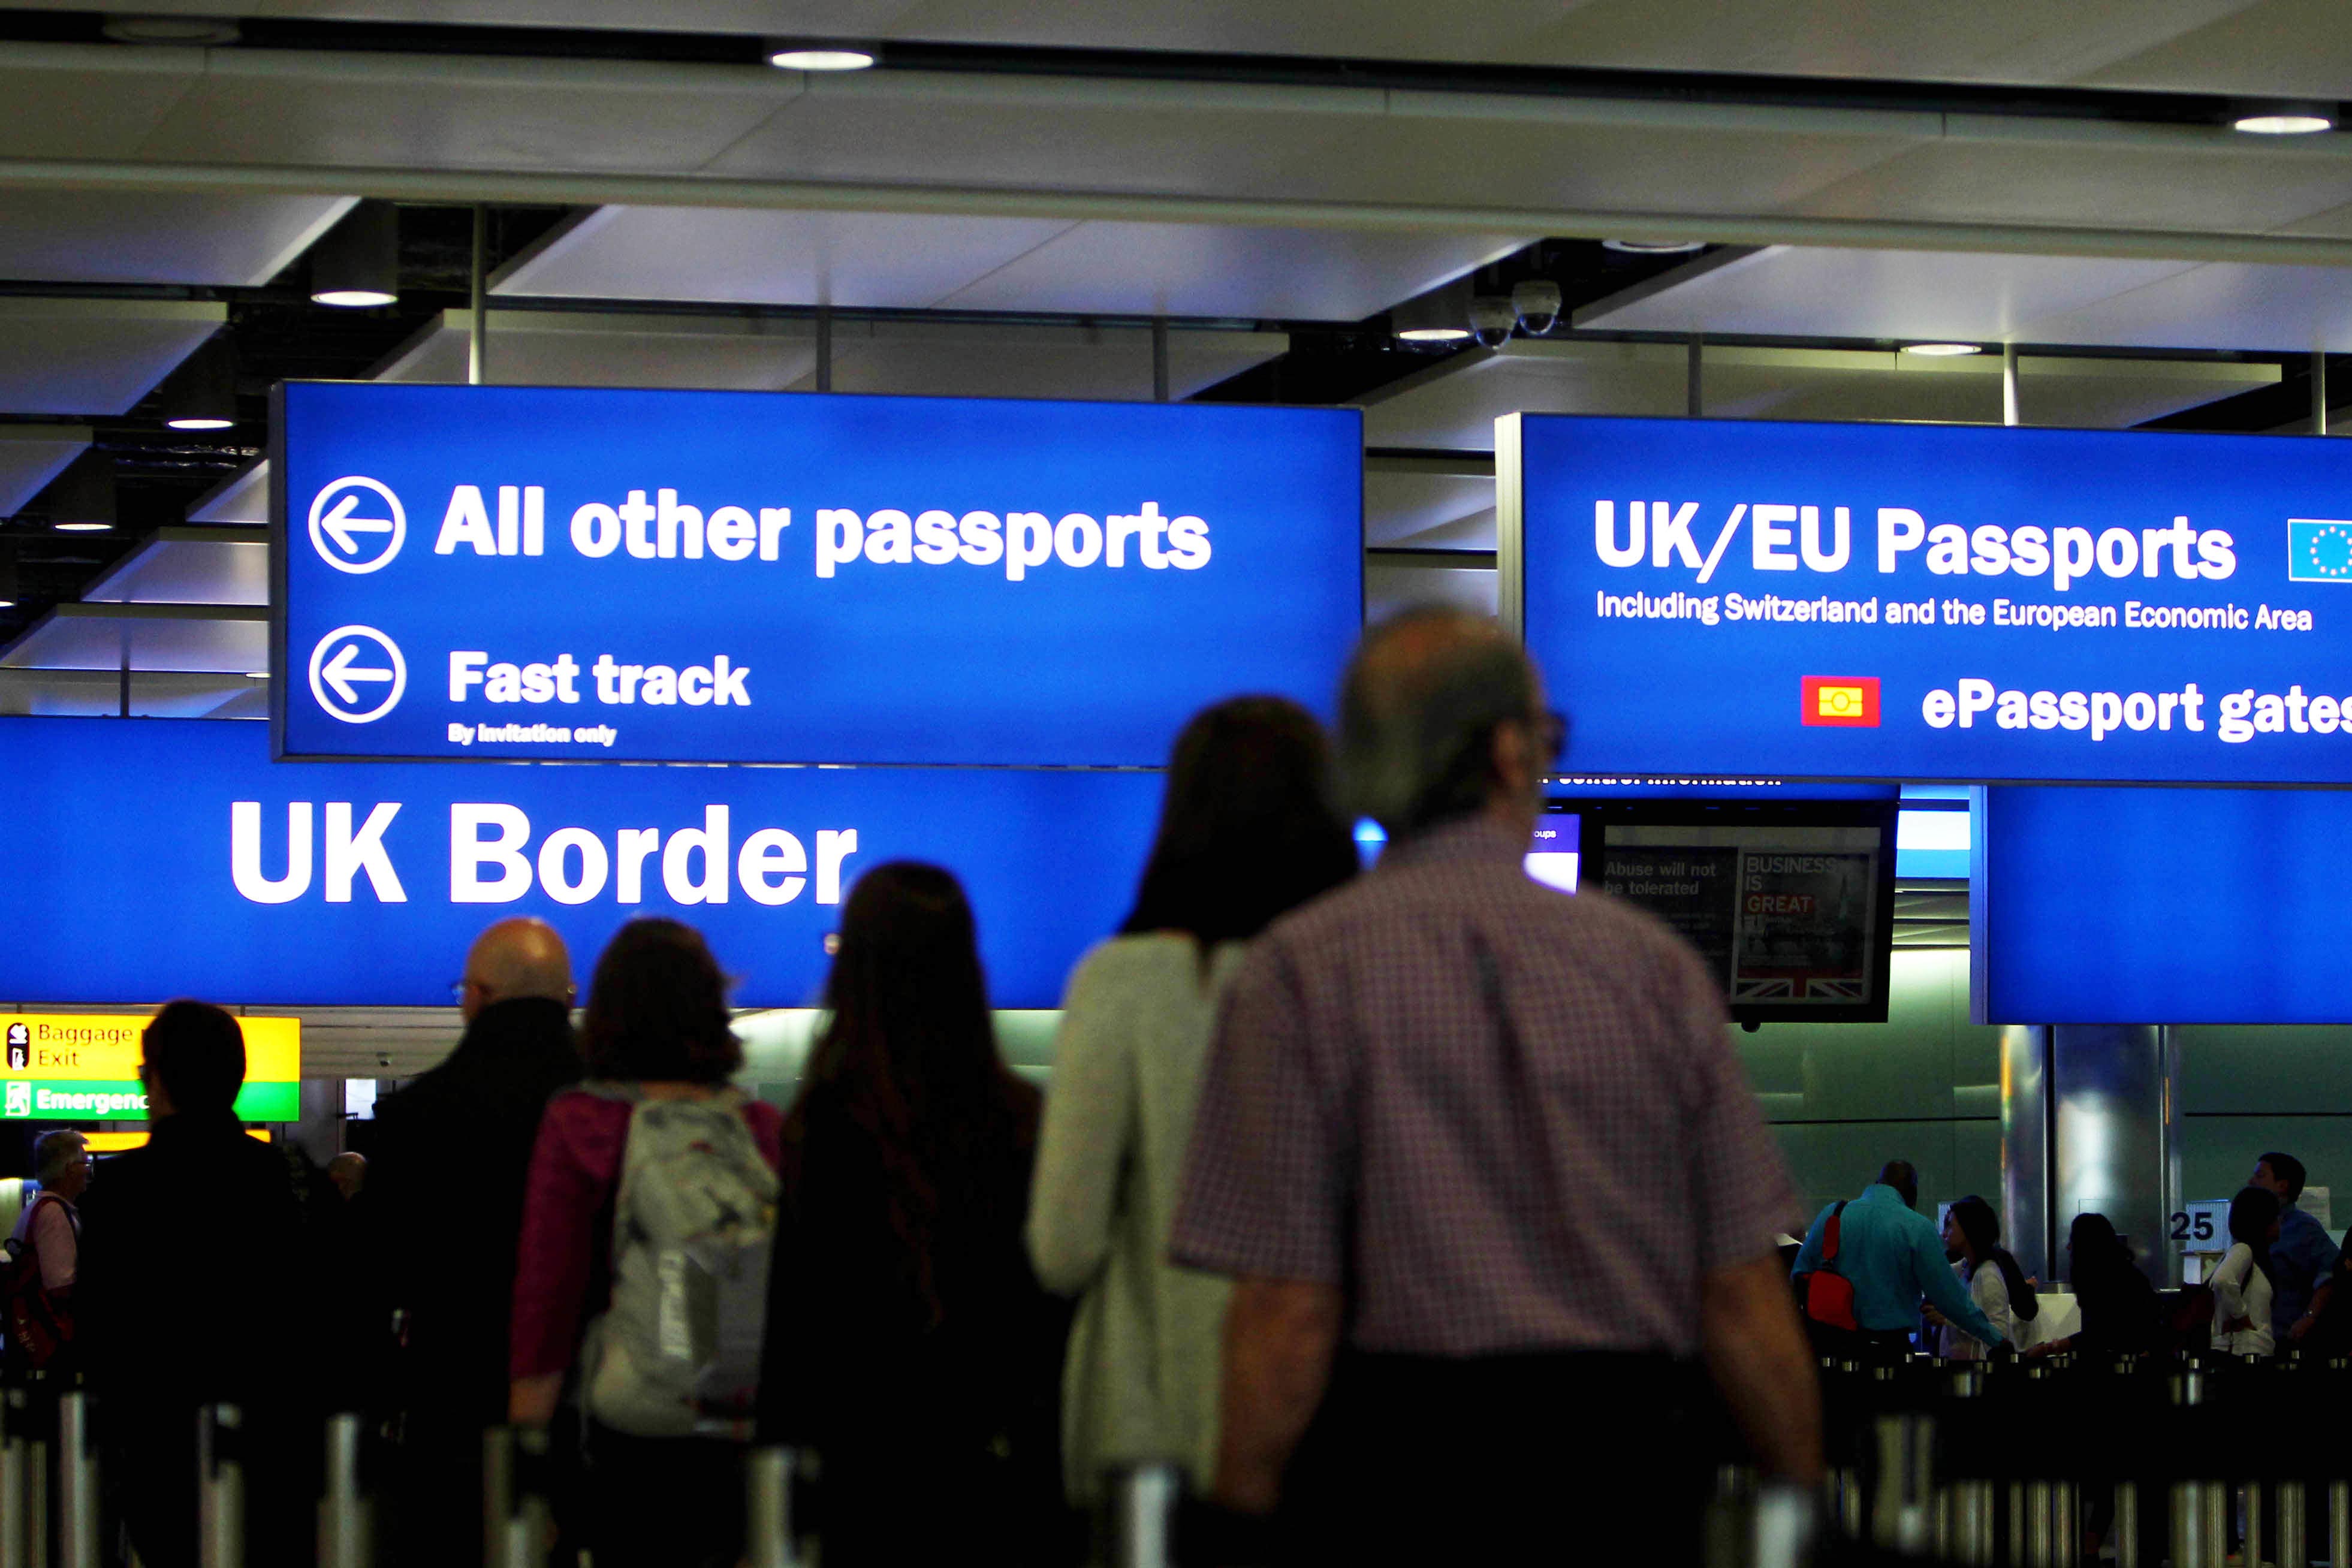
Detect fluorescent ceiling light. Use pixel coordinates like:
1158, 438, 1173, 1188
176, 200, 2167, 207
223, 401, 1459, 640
768, 46, 875, 70
311, 288, 398, 309
1396, 326, 1472, 343
2234, 113, 2333, 135
53, 520, 111, 532
1603, 239, 1706, 255
165, 415, 236, 431
1902, 342, 1983, 357
245, 671, 270, 680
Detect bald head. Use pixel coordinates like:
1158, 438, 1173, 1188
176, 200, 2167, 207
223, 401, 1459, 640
460, 918, 574, 1021
326, 1151, 367, 1201
1340, 608, 1549, 836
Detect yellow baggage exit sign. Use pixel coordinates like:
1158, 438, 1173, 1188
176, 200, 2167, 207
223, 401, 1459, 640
1, 1014, 300, 1121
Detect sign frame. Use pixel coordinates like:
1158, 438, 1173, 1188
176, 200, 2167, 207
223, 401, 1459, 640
268, 381, 1365, 768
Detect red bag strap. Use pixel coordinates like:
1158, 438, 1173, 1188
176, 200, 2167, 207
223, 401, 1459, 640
1820, 1201, 1849, 1267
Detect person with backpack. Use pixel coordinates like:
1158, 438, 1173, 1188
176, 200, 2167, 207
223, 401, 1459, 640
757, 863, 1072, 1566
509, 919, 782, 1568
1791, 1160, 2005, 1361
3, 1130, 88, 1377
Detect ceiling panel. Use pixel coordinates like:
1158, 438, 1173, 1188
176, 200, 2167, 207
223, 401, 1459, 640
1365, 470, 1496, 550
933, 224, 1530, 319
187, 460, 270, 525
0, 2, 2280, 93
1361, 340, 2279, 451
0, 192, 354, 287
1366, 559, 1496, 623
129, 50, 801, 174
0, 669, 265, 719
0, 300, 226, 417
798, 319, 1287, 400
495, 207, 1082, 309
83, 527, 270, 607
2022, 265, 2352, 353
1793, 140, 2352, 235
375, 309, 819, 388
1578, 246, 2201, 343
0, 605, 268, 673
0, 43, 201, 159
0, 426, 91, 515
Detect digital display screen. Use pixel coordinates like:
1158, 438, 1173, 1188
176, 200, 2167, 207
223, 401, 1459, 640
1567, 798, 1898, 1023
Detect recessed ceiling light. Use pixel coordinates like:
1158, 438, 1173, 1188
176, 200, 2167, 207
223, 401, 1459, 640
53, 520, 111, 532
768, 46, 876, 70
1902, 342, 1983, 357
244, 670, 270, 680
311, 288, 398, 309
0, 599, 14, 610
2234, 113, 2334, 135
1603, 239, 1707, 255
1396, 326, 1473, 343
165, 415, 236, 431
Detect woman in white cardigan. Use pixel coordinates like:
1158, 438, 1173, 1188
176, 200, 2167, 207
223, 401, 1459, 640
1026, 696, 1359, 1504
1932, 1195, 2038, 1359
2211, 1185, 2281, 1358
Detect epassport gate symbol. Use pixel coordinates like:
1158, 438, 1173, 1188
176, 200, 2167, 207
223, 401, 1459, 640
307, 476, 405, 574
307, 626, 407, 724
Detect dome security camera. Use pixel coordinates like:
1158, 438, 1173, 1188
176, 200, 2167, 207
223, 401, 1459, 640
1512, 280, 1564, 337
1467, 295, 1518, 349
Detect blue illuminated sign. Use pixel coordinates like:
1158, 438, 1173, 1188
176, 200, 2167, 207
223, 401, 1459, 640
0, 718, 1158, 1009
275, 384, 1361, 765
1980, 786, 2352, 1023
1504, 414, 2352, 784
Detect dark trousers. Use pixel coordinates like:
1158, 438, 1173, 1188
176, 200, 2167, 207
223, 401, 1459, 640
1275, 1349, 1708, 1566
583, 1422, 749, 1568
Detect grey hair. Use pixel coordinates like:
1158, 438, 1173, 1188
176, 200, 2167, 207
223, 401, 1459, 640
1339, 607, 1540, 834
33, 1130, 85, 1184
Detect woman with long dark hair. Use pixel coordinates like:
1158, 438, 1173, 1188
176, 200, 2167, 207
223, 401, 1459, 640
2211, 1185, 2281, 1357
1026, 696, 1357, 1503
509, 918, 782, 1568
757, 863, 1068, 1564
1932, 1196, 2039, 1358
2030, 1213, 2163, 1359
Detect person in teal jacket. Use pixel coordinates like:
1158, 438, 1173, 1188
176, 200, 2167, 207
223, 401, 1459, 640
1792, 1160, 2006, 1356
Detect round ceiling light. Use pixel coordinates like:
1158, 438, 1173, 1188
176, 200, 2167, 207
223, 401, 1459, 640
1603, 238, 1706, 255
768, 46, 876, 70
1901, 342, 1983, 357
53, 520, 111, 532
165, 415, 236, 431
310, 288, 399, 309
1396, 326, 1472, 343
2233, 113, 2334, 135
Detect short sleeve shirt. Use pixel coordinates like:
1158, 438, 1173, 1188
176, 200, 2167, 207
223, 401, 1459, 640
1169, 816, 1798, 1357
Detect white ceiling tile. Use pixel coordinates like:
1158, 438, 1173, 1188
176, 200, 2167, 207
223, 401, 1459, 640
1578, 246, 2200, 343
375, 309, 819, 388
187, 460, 269, 525
1362, 339, 2278, 451
1366, 560, 1496, 623
0, 43, 201, 159
494, 206, 1081, 308
0, 192, 355, 287
0, 606, 267, 673
1793, 140, 2352, 234
0, 300, 226, 417
1365, 471, 1495, 549
934, 224, 1531, 320
2022, 264, 2352, 353
134, 50, 801, 173
83, 528, 269, 607
2079, 0, 2352, 97
0, 426, 91, 515
796, 319, 1287, 400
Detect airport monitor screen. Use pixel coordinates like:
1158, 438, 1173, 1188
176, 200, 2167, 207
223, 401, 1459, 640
1559, 798, 1899, 1024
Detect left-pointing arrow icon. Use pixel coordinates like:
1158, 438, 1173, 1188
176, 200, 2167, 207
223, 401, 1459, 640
319, 640, 394, 705
318, 492, 396, 556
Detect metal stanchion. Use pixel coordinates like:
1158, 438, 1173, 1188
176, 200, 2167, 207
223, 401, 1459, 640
1, 1387, 28, 1568
2172, 1482, 2209, 1568
2330, 1479, 2351, 1568
319, 1413, 369, 1568
199, 1404, 244, 1568
2278, 1479, 2306, 1568
745, 1446, 801, 1568
2055, 1482, 2077, 1567
55, 1393, 94, 1568
1109, 1463, 1179, 1568
26, 1399, 50, 1568
496, 1427, 550, 1568
1871, 1414, 1934, 1554
2243, 1480, 2264, 1568
1950, 1480, 1994, 1566
2007, 1480, 2025, 1566
481, 1426, 512, 1568
2026, 1480, 2054, 1566
2202, 1480, 2227, 1568
2113, 1479, 2139, 1568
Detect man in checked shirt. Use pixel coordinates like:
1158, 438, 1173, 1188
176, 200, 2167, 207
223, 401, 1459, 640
1169, 608, 1822, 1562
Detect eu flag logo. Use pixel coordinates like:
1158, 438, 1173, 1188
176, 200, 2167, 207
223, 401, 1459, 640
2288, 518, 2352, 582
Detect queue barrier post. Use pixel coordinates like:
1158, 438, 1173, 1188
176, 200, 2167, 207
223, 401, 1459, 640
496, 1427, 551, 1568
2112, 1479, 2139, 1568
1108, 1463, 1180, 1568
2278, 1479, 2306, 1568
318, 1412, 369, 1568
198, 1404, 245, 1568
744, 1446, 805, 1568
55, 1392, 95, 1568
1, 1386, 29, 1568
481, 1426, 512, 1568
1869, 1413, 1933, 1554
2330, 1480, 2349, 1568
1702, 1483, 1816, 1568
2241, 1480, 2263, 1568
24, 1387, 50, 1568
